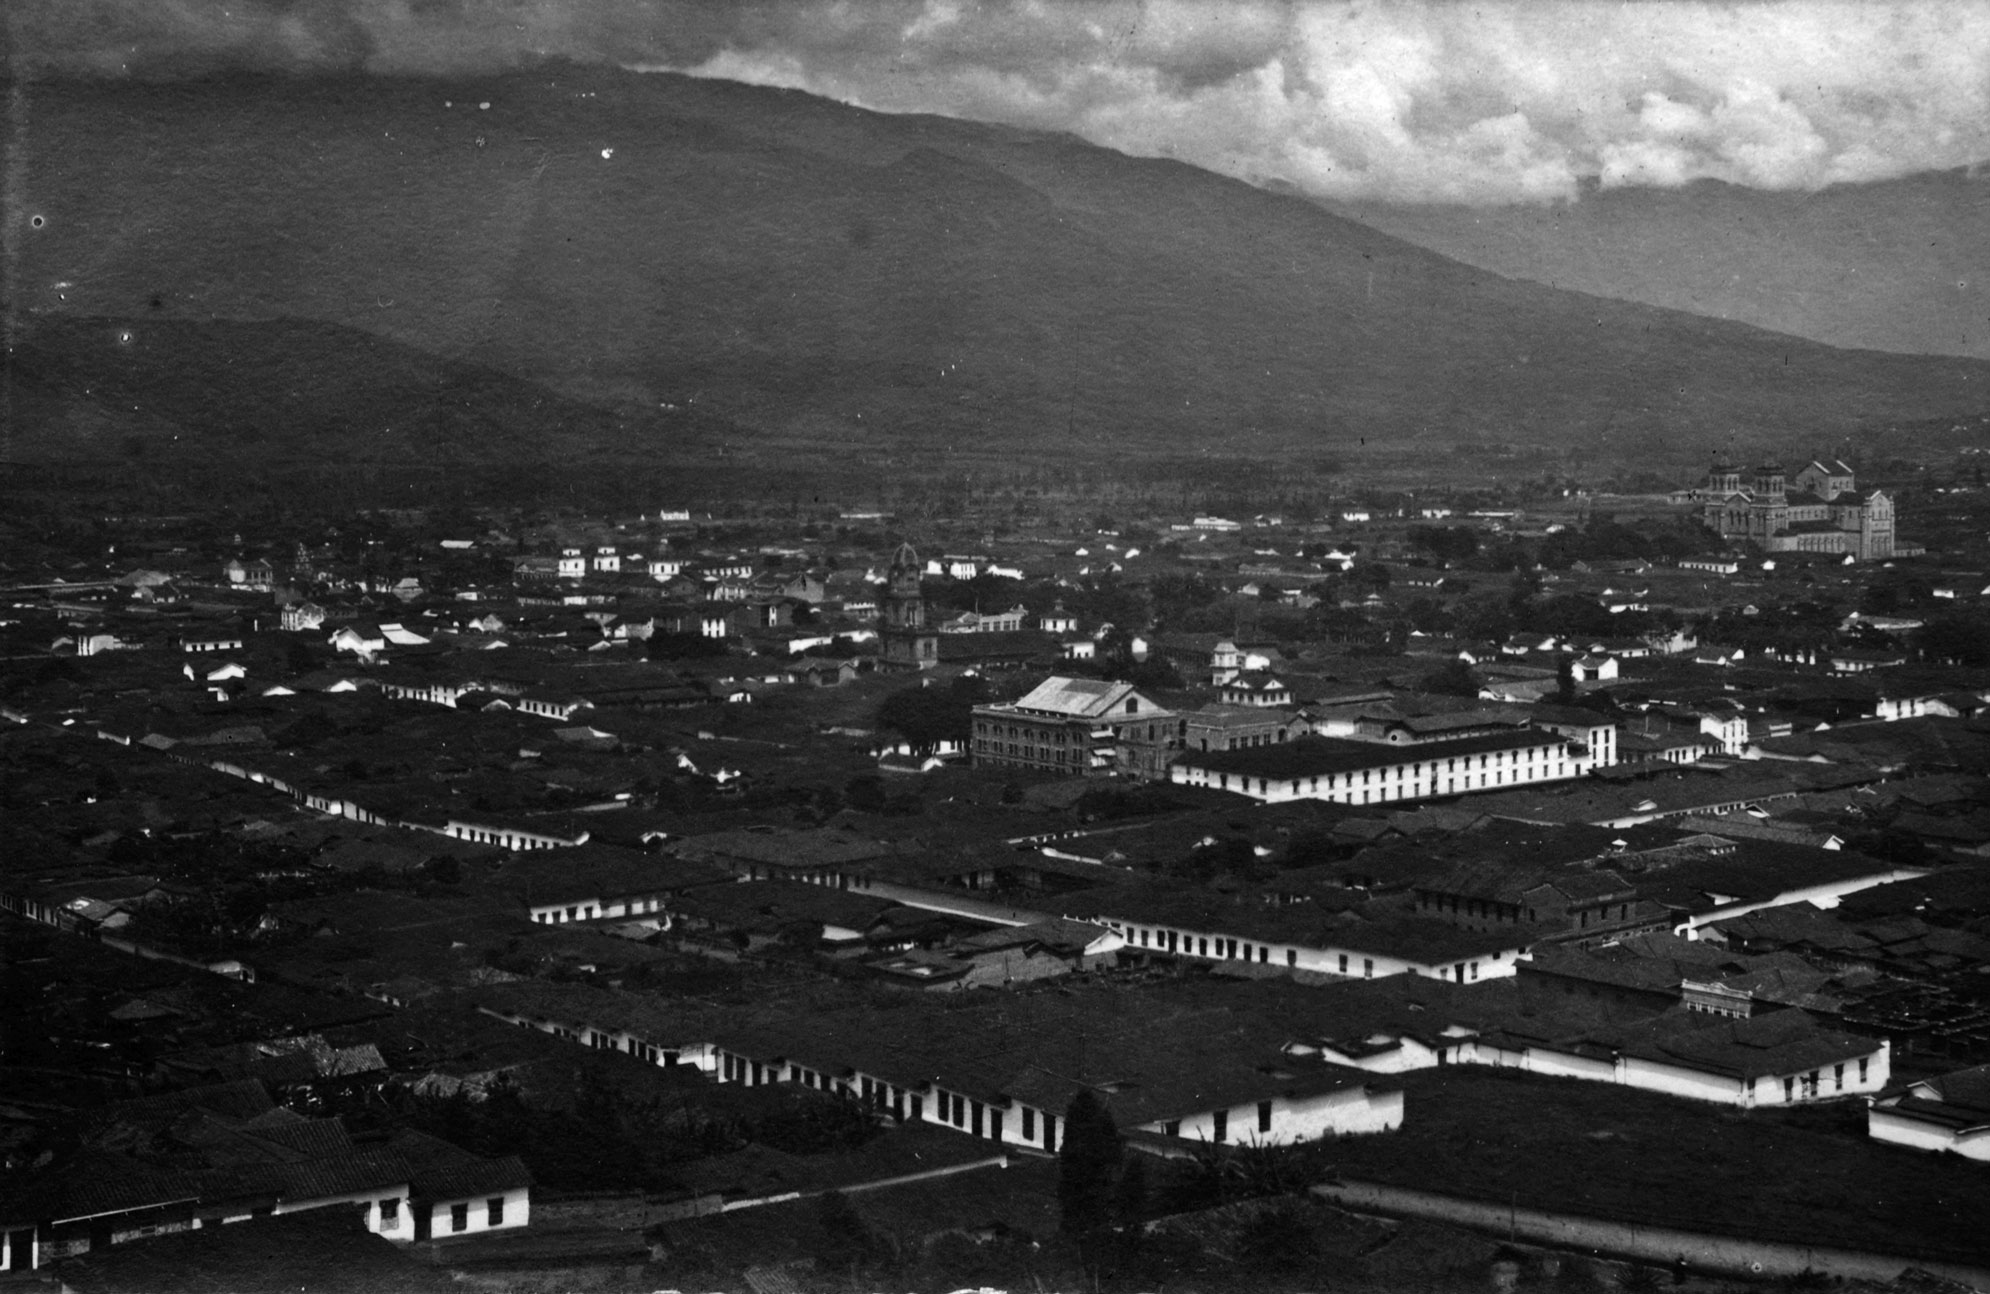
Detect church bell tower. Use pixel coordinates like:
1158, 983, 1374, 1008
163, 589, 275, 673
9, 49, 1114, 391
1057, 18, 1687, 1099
881, 542, 938, 669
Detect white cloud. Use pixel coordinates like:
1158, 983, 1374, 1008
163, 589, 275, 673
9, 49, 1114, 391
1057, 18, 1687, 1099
666, 0, 1990, 203
16, 0, 1990, 204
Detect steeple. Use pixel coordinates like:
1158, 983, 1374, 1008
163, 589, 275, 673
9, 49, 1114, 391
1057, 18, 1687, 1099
881, 541, 937, 669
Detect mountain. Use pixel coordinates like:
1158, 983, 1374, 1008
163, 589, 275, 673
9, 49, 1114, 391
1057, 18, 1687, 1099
1324, 168, 1990, 364
6, 63, 1988, 473
2, 315, 737, 464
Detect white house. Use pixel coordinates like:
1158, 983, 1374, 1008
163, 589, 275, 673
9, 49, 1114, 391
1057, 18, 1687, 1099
1867, 1065, 1990, 1160
1470, 1011, 1888, 1108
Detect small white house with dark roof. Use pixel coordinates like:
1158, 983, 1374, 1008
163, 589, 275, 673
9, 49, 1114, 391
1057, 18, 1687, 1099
1868, 1064, 1990, 1160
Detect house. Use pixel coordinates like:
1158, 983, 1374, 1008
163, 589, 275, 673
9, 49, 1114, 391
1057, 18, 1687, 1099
1058, 881, 1533, 984
1219, 672, 1293, 707
473, 979, 1403, 1155
1472, 1008, 1889, 1108
936, 605, 1029, 634
1149, 634, 1281, 685
182, 628, 245, 654
499, 847, 730, 926
1867, 1064, 1990, 1160
0, 1084, 529, 1272
223, 558, 275, 591
1412, 864, 1662, 948
327, 622, 387, 657
970, 677, 1180, 780
1172, 728, 1583, 808
1181, 705, 1304, 755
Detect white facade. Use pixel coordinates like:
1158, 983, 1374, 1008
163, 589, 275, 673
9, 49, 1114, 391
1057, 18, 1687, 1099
1673, 864, 1928, 937
1097, 916, 1525, 984
1469, 1037, 1888, 1108
1171, 731, 1580, 807
1867, 1070, 1990, 1160
478, 1007, 1401, 1153
1867, 1107, 1980, 1157
419, 1186, 530, 1240
426, 818, 589, 851
1145, 1084, 1404, 1147
529, 892, 668, 924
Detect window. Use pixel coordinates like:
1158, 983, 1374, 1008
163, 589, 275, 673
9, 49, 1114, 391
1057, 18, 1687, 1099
1022, 1107, 1035, 1140
1363, 959, 1374, 979
1858, 1058, 1869, 1083
1834, 1064, 1844, 1091
378, 1198, 400, 1225
1258, 1101, 1273, 1134
1339, 954, 1349, 974
450, 1203, 469, 1232
1212, 1109, 1228, 1143
1163, 1120, 1180, 1137
487, 1197, 505, 1226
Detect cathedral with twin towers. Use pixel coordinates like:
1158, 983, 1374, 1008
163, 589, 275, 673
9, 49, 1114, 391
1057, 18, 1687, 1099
1699, 458, 1895, 562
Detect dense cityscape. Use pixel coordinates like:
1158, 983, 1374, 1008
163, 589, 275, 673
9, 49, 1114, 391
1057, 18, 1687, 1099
4, 455, 1989, 1292
9, 2, 1990, 1290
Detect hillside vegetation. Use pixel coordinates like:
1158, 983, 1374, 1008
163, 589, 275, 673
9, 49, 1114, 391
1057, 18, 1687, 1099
8, 63, 1988, 470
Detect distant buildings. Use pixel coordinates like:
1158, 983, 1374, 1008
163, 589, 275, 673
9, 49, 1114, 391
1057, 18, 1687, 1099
1699, 459, 1894, 562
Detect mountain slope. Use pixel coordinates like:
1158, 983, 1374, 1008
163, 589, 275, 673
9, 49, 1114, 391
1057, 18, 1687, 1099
2, 315, 735, 463
7, 63, 1988, 469
1323, 169, 1990, 363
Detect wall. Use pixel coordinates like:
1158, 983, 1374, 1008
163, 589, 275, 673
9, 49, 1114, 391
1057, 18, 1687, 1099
1313, 1179, 1990, 1288
1677, 868, 1926, 935
272, 1187, 415, 1242
1463, 1039, 1889, 1109
1144, 1085, 1403, 1147
1867, 1108, 1990, 1161
1106, 919, 1522, 983
421, 1186, 530, 1239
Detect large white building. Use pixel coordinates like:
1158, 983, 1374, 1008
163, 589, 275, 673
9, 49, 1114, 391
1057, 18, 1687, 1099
1171, 725, 1590, 807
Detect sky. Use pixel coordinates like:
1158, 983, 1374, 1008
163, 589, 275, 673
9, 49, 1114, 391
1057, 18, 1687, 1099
10, 0, 1990, 205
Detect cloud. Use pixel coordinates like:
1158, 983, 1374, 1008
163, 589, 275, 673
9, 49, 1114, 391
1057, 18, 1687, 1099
12, 0, 1990, 204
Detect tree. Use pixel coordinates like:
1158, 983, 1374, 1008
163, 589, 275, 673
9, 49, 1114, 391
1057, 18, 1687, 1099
814, 1191, 889, 1278
1057, 1091, 1124, 1243
1555, 652, 1576, 704
877, 676, 987, 754
1916, 608, 1990, 666
1419, 658, 1481, 697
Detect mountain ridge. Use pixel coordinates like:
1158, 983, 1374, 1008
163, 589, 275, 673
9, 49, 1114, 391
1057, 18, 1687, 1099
6, 62, 1987, 470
